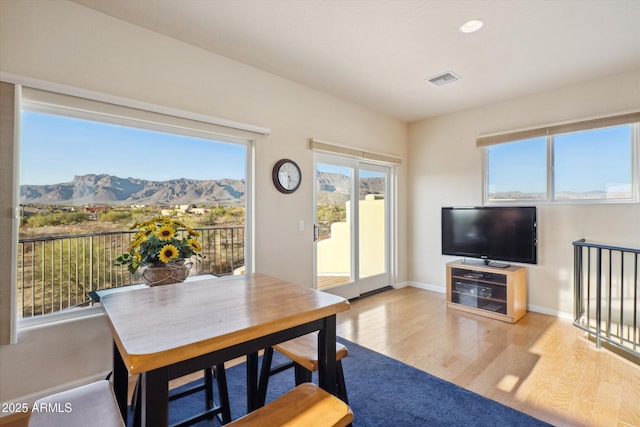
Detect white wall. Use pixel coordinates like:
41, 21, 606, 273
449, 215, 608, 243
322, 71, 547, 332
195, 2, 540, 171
0, 0, 407, 404
408, 68, 640, 316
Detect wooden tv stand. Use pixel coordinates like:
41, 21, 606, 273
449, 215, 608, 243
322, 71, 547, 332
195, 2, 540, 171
446, 260, 527, 323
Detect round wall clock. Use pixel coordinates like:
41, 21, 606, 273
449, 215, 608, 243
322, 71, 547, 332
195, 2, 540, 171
272, 159, 301, 194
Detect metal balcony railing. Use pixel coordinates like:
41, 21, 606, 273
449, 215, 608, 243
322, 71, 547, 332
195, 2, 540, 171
17, 225, 245, 318
573, 239, 639, 361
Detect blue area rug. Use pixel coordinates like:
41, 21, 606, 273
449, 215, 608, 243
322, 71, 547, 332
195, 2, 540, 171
143, 338, 551, 426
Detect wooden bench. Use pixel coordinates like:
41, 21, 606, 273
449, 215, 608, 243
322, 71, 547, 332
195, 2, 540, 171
257, 333, 349, 406
228, 383, 353, 427
275, 333, 349, 373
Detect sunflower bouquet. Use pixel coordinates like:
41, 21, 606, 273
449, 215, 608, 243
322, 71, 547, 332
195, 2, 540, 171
116, 216, 202, 275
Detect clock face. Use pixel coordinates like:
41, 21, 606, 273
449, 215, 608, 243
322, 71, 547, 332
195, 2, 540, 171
273, 159, 301, 193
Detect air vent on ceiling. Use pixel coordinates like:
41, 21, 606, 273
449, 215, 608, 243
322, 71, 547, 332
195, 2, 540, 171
427, 71, 461, 86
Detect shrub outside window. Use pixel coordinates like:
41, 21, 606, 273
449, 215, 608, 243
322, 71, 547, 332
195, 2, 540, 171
16, 94, 251, 324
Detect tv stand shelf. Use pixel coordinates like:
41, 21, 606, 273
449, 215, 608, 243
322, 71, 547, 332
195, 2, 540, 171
446, 260, 527, 323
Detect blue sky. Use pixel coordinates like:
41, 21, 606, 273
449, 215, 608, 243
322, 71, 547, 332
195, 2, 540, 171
22, 111, 630, 194
554, 126, 631, 193
20, 111, 246, 185
317, 163, 385, 179
488, 125, 632, 194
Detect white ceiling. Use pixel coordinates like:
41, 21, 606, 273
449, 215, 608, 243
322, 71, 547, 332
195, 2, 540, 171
71, 0, 640, 122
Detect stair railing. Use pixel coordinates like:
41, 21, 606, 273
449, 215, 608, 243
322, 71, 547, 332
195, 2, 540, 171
573, 239, 639, 361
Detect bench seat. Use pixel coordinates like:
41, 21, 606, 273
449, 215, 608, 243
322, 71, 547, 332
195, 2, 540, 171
228, 383, 353, 427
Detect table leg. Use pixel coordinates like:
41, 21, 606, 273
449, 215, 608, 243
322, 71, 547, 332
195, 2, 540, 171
246, 351, 259, 412
141, 368, 169, 426
112, 342, 128, 423
318, 315, 338, 395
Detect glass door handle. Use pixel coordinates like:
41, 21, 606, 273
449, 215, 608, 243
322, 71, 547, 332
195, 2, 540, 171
313, 224, 319, 242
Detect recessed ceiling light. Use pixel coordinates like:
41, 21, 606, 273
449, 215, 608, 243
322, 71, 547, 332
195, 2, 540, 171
460, 19, 484, 33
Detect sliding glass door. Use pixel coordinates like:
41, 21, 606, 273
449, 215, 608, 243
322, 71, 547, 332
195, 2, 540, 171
314, 153, 391, 299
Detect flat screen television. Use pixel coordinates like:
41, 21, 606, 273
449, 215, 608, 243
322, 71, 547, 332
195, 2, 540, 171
441, 206, 537, 267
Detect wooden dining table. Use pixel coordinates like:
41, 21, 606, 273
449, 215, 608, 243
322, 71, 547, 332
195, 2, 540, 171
101, 273, 351, 426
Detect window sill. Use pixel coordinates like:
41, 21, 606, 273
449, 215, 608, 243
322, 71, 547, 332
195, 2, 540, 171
18, 306, 104, 331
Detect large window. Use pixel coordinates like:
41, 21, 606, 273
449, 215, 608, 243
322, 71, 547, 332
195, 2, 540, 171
554, 126, 633, 200
483, 117, 639, 204
12, 85, 256, 324
487, 137, 547, 201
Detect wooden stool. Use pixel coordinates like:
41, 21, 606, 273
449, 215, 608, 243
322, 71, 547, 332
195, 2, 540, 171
132, 364, 230, 427
28, 380, 124, 427
256, 333, 348, 407
228, 383, 352, 427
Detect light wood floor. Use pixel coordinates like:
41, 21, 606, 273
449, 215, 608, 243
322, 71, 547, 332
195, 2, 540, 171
3, 286, 639, 427
337, 286, 640, 427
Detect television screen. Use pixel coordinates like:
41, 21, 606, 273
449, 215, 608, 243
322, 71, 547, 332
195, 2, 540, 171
441, 206, 537, 265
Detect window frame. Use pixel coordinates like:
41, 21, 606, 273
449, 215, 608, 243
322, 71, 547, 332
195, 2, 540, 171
483, 121, 639, 205
2, 76, 265, 332
0, 81, 19, 344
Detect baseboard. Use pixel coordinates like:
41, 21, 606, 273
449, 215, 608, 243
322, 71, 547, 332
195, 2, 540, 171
525, 304, 573, 319
403, 281, 446, 293
393, 281, 409, 289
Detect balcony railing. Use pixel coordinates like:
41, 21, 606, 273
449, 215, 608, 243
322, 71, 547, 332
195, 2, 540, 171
573, 239, 639, 361
17, 225, 245, 318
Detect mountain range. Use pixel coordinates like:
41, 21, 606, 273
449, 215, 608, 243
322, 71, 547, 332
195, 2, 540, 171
20, 174, 245, 206
20, 173, 385, 206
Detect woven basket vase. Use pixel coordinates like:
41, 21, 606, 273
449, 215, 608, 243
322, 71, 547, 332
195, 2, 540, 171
139, 261, 190, 286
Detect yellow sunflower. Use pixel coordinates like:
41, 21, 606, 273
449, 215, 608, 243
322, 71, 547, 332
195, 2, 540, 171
156, 224, 175, 241
128, 233, 147, 251
188, 238, 202, 252
158, 244, 179, 263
